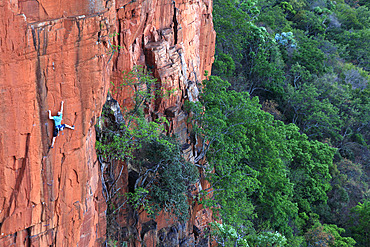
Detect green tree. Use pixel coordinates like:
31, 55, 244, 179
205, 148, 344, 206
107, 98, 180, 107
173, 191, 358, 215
257, 4, 293, 32
328, 27, 370, 72
213, 0, 286, 98
189, 76, 334, 240
292, 32, 326, 75
209, 222, 251, 246
189, 76, 261, 227
358, 0, 370, 8
293, 10, 329, 35
213, 0, 259, 68
323, 224, 356, 247
285, 82, 341, 141
335, 4, 364, 30
282, 123, 334, 214
350, 200, 370, 246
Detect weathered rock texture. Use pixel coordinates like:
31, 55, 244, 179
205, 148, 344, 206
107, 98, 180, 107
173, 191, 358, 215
0, 0, 215, 245
108, 0, 215, 246
0, 1, 115, 246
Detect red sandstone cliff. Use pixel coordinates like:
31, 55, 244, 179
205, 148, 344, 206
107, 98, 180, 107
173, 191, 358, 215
0, 0, 215, 246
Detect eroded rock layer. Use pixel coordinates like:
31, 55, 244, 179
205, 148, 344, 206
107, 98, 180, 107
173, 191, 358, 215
0, 0, 215, 246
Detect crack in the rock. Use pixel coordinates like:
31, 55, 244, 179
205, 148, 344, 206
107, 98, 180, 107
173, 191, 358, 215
25, 226, 32, 245
35, 0, 49, 17
172, 1, 178, 45
31, 25, 49, 155
117, 18, 122, 51
61, 153, 66, 166
113, 19, 122, 71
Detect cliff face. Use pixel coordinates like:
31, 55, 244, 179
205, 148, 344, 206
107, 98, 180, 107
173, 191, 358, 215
0, 0, 215, 246
0, 1, 114, 246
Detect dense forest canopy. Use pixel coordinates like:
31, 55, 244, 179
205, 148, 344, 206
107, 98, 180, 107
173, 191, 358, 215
201, 0, 370, 245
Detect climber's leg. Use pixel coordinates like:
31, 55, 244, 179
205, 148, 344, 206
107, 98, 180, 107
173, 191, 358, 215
64, 124, 75, 130
51, 126, 59, 148
51, 137, 56, 148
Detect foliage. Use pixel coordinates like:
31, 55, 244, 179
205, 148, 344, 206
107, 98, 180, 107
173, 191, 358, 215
96, 66, 164, 162
305, 224, 335, 247
209, 222, 250, 247
126, 187, 153, 215
323, 224, 356, 247
189, 76, 261, 227
335, 4, 366, 30
275, 31, 297, 48
213, 53, 236, 78
96, 66, 197, 223
210, 222, 288, 247
188, 76, 334, 240
132, 134, 197, 221
213, 0, 286, 97
283, 124, 334, 214
293, 10, 329, 35
107, 32, 124, 54
350, 200, 370, 246
213, 0, 258, 65
285, 62, 312, 88
96, 112, 166, 162
342, 63, 369, 90
305, 221, 356, 247
212, 0, 370, 245
291, 32, 326, 75
337, 29, 370, 71
257, 4, 293, 32
248, 231, 287, 247
285, 82, 342, 141
280, 1, 296, 15
239, 23, 286, 96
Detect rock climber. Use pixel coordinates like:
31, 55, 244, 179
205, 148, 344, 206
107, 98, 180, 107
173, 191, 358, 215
48, 101, 74, 148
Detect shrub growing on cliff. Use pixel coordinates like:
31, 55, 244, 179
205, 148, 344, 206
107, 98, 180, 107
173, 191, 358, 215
132, 134, 197, 221
96, 66, 197, 222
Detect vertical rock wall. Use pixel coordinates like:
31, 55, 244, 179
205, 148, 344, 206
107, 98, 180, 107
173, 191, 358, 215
0, 0, 215, 246
108, 0, 215, 246
0, 1, 114, 246
111, 0, 215, 111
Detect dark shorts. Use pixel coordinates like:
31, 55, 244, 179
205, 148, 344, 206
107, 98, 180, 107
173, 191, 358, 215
53, 124, 65, 137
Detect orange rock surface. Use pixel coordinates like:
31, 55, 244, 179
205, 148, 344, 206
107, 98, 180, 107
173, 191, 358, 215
108, 0, 215, 245
0, 0, 215, 245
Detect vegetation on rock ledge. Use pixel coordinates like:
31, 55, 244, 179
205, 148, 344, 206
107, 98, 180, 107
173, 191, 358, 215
95, 67, 196, 244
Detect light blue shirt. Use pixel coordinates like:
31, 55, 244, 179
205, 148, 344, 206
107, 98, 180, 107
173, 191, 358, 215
53, 114, 63, 126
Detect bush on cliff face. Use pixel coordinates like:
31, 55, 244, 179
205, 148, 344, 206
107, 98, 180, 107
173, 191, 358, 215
96, 66, 197, 224
129, 133, 197, 222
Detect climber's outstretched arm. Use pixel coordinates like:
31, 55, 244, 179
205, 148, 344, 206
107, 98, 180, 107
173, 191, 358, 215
60, 101, 64, 114
48, 110, 53, 120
